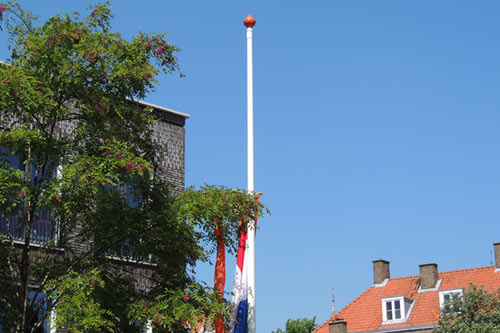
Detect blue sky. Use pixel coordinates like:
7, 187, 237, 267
2, 1, 500, 331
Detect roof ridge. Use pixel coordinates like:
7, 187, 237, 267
438, 265, 494, 275
372, 265, 495, 282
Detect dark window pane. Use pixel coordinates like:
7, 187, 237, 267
117, 180, 140, 208
386, 301, 393, 320
395, 309, 401, 319
1, 211, 55, 244
0, 147, 21, 169
27, 290, 48, 332
0, 147, 56, 245
394, 300, 401, 319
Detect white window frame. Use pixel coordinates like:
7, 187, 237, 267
382, 296, 414, 323
49, 309, 57, 333
439, 288, 464, 308
382, 297, 403, 322
145, 321, 153, 333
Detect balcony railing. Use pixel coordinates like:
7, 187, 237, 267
0, 211, 57, 245
106, 238, 154, 264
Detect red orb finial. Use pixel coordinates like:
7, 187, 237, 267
243, 14, 256, 28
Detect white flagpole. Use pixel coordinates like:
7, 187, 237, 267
244, 13, 256, 333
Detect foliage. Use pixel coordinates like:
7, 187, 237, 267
434, 283, 500, 333
45, 269, 116, 332
272, 316, 317, 333
0, 1, 266, 331
128, 284, 230, 330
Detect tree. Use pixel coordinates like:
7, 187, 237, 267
273, 317, 317, 333
434, 283, 500, 333
0, 2, 266, 331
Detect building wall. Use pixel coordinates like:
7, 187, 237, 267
151, 119, 185, 188
58, 109, 186, 188
60, 108, 187, 291
1, 107, 188, 322
58, 109, 186, 258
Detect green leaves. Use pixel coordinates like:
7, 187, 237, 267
128, 283, 231, 332
177, 185, 266, 256
46, 269, 116, 332
273, 317, 317, 333
435, 284, 500, 333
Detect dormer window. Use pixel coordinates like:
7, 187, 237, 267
386, 299, 401, 320
439, 288, 463, 308
382, 296, 414, 323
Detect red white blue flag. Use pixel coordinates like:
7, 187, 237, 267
230, 223, 249, 333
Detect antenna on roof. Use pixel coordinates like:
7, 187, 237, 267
491, 250, 494, 266
332, 286, 336, 315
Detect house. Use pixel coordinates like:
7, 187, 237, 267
314, 243, 500, 333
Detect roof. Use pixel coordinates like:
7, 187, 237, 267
132, 99, 189, 127
134, 99, 190, 119
314, 265, 500, 333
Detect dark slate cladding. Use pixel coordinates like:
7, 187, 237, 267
98, 100, 187, 189
153, 109, 186, 127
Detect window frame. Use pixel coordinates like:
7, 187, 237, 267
439, 288, 464, 308
382, 296, 413, 323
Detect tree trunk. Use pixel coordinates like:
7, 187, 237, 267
20, 143, 33, 332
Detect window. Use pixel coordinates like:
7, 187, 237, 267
118, 179, 140, 208
2, 211, 55, 245
27, 290, 51, 332
0, 291, 53, 332
439, 289, 463, 308
105, 179, 153, 263
0, 147, 58, 245
382, 296, 414, 323
386, 299, 401, 320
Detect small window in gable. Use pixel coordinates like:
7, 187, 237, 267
382, 296, 414, 323
439, 288, 463, 308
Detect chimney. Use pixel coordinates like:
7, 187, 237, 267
329, 319, 347, 333
419, 263, 438, 289
372, 259, 390, 285
494, 243, 500, 269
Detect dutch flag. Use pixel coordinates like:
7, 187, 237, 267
230, 224, 248, 333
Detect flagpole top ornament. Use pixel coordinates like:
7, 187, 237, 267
243, 14, 256, 28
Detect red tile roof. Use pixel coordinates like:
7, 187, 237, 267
314, 265, 500, 333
